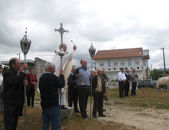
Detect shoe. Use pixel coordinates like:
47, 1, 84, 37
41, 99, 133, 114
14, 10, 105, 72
98, 114, 106, 117
75, 110, 80, 113
61, 106, 68, 109
103, 109, 106, 111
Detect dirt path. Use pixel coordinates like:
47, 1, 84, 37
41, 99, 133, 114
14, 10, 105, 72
97, 105, 169, 130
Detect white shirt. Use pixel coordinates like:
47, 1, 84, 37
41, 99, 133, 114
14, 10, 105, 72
118, 71, 126, 81
0, 73, 3, 86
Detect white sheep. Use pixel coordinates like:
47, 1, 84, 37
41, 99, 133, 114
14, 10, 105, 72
155, 77, 169, 90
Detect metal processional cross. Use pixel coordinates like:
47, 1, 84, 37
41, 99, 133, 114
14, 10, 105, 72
54, 23, 69, 130
54, 23, 69, 45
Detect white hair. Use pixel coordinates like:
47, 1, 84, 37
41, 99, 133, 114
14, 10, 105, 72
97, 68, 102, 72
45, 62, 55, 71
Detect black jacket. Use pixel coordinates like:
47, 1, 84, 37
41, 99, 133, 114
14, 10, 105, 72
39, 73, 65, 108
67, 73, 77, 88
92, 75, 106, 94
3, 68, 26, 105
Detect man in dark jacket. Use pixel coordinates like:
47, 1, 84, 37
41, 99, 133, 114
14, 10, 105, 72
125, 69, 131, 96
3, 58, 28, 130
67, 66, 79, 113
39, 62, 65, 130
92, 68, 106, 118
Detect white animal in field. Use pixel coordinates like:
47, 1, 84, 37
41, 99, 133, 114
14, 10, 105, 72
155, 77, 169, 90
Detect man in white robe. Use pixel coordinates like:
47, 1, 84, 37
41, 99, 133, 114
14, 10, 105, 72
52, 43, 76, 109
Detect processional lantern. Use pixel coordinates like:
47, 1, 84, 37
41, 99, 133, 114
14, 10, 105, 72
20, 28, 31, 57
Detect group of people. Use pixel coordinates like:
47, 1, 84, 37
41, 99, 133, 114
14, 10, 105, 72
0, 56, 108, 130
118, 68, 138, 98
68, 60, 108, 118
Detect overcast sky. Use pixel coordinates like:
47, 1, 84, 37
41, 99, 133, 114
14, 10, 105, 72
0, 0, 169, 68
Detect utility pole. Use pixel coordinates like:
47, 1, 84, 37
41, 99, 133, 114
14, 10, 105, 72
162, 48, 166, 76
17, 53, 20, 60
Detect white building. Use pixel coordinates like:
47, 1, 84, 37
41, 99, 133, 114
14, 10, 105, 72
93, 48, 150, 81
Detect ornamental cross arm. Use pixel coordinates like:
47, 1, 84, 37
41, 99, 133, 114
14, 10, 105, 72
54, 23, 69, 34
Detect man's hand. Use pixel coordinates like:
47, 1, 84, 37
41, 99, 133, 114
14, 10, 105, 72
32, 82, 37, 88
77, 73, 83, 77
60, 69, 64, 75
104, 79, 108, 83
24, 80, 28, 86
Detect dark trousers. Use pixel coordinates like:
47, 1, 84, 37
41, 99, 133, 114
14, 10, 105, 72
125, 81, 130, 96
118, 81, 125, 97
4, 104, 23, 130
68, 86, 79, 111
42, 106, 60, 130
131, 82, 137, 96
93, 91, 103, 116
27, 87, 35, 107
78, 87, 89, 118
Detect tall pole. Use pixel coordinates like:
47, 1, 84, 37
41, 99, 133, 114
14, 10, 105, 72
24, 55, 27, 130
54, 23, 68, 130
162, 48, 166, 76
89, 43, 96, 119
20, 27, 31, 130
90, 58, 93, 119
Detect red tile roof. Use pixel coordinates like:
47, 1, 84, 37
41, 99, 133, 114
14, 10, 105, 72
93, 48, 148, 60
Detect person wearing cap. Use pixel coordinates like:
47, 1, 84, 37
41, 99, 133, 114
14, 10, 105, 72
3, 58, 28, 130
67, 65, 79, 113
118, 68, 126, 98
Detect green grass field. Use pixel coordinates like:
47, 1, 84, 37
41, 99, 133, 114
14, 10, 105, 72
0, 87, 169, 130
108, 87, 169, 109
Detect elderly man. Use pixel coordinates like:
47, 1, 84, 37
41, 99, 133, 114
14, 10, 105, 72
73, 59, 91, 118
52, 43, 76, 109
92, 68, 106, 118
67, 66, 79, 113
131, 69, 138, 96
3, 58, 28, 130
39, 62, 65, 130
118, 68, 126, 98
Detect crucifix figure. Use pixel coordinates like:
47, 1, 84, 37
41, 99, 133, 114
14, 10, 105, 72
54, 23, 69, 46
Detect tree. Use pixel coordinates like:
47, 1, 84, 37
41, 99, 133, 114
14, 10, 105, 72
150, 69, 163, 80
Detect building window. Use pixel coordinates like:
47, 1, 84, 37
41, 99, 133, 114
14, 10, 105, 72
128, 60, 131, 66
135, 61, 139, 65
114, 62, 118, 66
144, 61, 147, 66
107, 60, 111, 67
100, 63, 104, 66
108, 68, 111, 70
131, 67, 132, 70
137, 67, 139, 70
114, 68, 116, 70
120, 62, 125, 66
